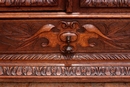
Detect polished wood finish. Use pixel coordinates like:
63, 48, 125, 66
73, 0, 130, 13
0, 0, 130, 82
0, 83, 129, 87
0, 0, 65, 11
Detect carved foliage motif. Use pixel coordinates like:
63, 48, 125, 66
80, 0, 130, 7
0, 0, 58, 6
1, 66, 130, 76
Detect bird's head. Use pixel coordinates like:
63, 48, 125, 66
41, 24, 55, 32
82, 24, 98, 33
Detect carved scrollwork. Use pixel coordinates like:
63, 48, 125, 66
0, 21, 130, 60
19, 24, 58, 48
79, 24, 126, 49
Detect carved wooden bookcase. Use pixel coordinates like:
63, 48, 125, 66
0, 0, 130, 82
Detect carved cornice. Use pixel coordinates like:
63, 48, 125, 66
0, 53, 130, 60
1, 66, 130, 76
80, 0, 130, 7
0, 0, 58, 6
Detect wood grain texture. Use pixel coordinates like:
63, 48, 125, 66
0, 0, 130, 82
0, 0, 58, 6
0, 18, 130, 82
0, 19, 129, 52
0, 0, 65, 11
80, 0, 130, 7
73, 0, 130, 13
0, 83, 129, 87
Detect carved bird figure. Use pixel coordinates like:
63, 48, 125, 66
83, 24, 111, 40
80, 24, 123, 49
19, 24, 57, 48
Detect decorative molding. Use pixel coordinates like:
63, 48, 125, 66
0, 53, 130, 60
0, 21, 130, 59
1, 66, 130, 76
0, 0, 58, 6
80, 0, 130, 7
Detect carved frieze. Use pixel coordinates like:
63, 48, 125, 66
1, 66, 130, 76
80, 0, 130, 7
0, 0, 58, 6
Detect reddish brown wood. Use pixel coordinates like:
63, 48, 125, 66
73, 0, 130, 13
0, 0, 65, 11
66, 0, 73, 12
0, 0, 130, 82
80, 0, 130, 7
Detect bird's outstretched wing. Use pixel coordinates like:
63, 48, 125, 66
19, 24, 57, 49
80, 24, 125, 49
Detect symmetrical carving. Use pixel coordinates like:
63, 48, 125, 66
0, 53, 130, 60
1, 66, 130, 76
0, 0, 58, 6
80, 0, 130, 7
1, 21, 129, 51
0, 20, 130, 59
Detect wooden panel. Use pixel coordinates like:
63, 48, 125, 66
0, 0, 65, 11
73, 0, 130, 13
0, 0, 58, 6
0, 19, 129, 57
0, 14, 130, 82
80, 0, 130, 7
0, 0, 130, 82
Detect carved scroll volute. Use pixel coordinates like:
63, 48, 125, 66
80, 24, 125, 49
78, 24, 111, 47
18, 21, 115, 59
19, 24, 58, 49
